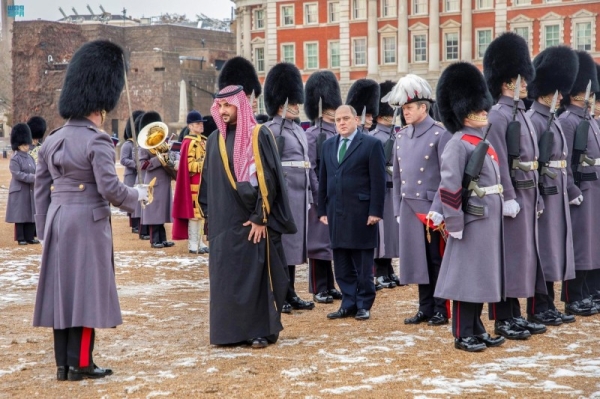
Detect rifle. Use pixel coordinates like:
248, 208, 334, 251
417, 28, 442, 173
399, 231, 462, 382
537, 91, 559, 195
275, 98, 288, 158
461, 124, 492, 214
382, 107, 399, 176
571, 80, 598, 187
316, 98, 326, 174
506, 75, 529, 186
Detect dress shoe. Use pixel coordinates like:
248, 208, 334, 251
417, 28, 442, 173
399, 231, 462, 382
375, 281, 383, 291
313, 291, 334, 304
139, 235, 150, 240
512, 316, 547, 334
548, 308, 575, 323
376, 276, 396, 289
288, 296, 315, 310
476, 333, 505, 347
162, 241, 175, 247
404, 311, 430, 325
132, 228, 139, 234
151, 242, 164, 248
389, 273, 402, 286
26, 239, 40, 244
202, 246, 210, 254
328, 288, 343, 300
248, 337, 268, 349
327, 307, 356, 319
17, 241, 27, 245
590, 294, 600, 308
428, 312, 449, 326
494, 320, 530, 340
281, 302, 292, 313
527, 310, 562, 326
56, 366, 68, 381
355, 309, 370, 320
565, 299, 598, 316
67, 364, 113, 381
454, 337, 486, 352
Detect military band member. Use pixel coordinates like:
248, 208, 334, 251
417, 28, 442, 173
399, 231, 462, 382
525, 46, 578, 324
304, 71, 343, 303
120, 109, 144, 233
264, 62, 314, 313
558, 51, 600, 315
389, 74, 451, 326
345, 79, 380, 132
132, 112, 150, 240
483, 32, 548, 339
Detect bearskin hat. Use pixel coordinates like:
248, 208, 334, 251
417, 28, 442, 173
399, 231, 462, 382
263, 62, 305, 117
527, 46, 578, 99
437, 62, 493, 134
137, 111, 162, 132
377, 80, 396, 118
26, 116, 46, 140
124, 110, 144, 140
346, 79, 380, 116
596, 63, 600, 97
483, 32, 535, 99
218, 56, 262, 97
570, 50, 600, 96
10, 123, 33, 151
59, 40, 126, 120
382, 74, 433, 108
255, 114, 270, 124
304, 71, 343, 121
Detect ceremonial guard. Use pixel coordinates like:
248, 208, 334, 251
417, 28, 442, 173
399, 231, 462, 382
26, 116, 46, 163
33, 40, 147, 381
218, 56, 263, 114
435, 61, 506, 352
6, 123, 38, 245
172, 110, 209, 254
388, 74, 450, 326
525, 46, 578, 324
558, 51, 600, 315
369, 80, 400, 289
346, 79, 380, 132
132, 112, 150, 240
120, 109, 144, 233
264, 63, 314, 313
304, 71, 343, 304
483, 32, 546, 338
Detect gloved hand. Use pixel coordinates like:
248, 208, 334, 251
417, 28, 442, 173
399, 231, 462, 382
569, 195, 583, 206
135, 185, 149, 202
396, 216, 400, 224
427, 211, 444, 227
503, 199, 520, 218
449, 230, 463, 240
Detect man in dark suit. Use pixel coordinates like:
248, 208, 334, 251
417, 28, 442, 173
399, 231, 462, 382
318, 105, 386, 320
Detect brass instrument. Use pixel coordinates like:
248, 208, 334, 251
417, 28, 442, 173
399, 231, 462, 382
138, 121, 179, 179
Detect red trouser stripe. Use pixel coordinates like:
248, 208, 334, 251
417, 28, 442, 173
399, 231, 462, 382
564, 281, 569, 303
446, 300, 451, 319
80, 327, 92, 367
456, 301, 460, 338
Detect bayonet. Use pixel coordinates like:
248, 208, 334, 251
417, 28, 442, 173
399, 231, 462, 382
360, 106, 366, 128
511, 74, 521, 121
318, 97, 323, 121
591, 94, 596, 119
546, 90, 559, 131
583, 79, 592, 120
280, 98, 289, 128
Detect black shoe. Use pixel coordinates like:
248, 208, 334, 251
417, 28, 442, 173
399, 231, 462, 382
494, 320, 531, 340
375, 281, 383, 291
376, 276, 396, 289
67, 364, 113, 381
565, 299, 598, 316
527, 310, 562, 326
328, 288, 343, 300
26, 239, 40, 244
548, 308, 575, 323
281, 302, 292, 314
17, 241, 27, 245
288, 296, 315, 310
428, 312, 449, 326
327, 307, 357, 319
589, 294, 600, 308
56, 366, 68, 381
476, 333, 505, 347
162, 241, 175, 247
389, 273, 401, 286
512, 316, 547, 334
404, 311, 430, 325
247, 337, 268, 349
151, 242, 164, 248
140, 235, 150, 240
454, 337, 486, 352
132, 228, 139, 234
313, 291, 334, 304
202, 247, 210, 254
355, 309, 370, 320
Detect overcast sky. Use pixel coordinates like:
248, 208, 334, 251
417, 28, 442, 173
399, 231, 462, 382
12, 0, 234, 22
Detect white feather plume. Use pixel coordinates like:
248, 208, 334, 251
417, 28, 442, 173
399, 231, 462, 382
382, 74, 433, 107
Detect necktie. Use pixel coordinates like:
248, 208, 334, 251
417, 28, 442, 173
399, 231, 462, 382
338, 138, 348, 163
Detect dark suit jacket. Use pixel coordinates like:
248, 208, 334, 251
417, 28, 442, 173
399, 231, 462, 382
317, 130, 386, 249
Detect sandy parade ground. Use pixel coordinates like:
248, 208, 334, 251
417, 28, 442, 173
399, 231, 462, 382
0, 153, 599, 399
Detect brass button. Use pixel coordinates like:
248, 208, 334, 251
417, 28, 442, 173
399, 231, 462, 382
425, 155, 429, 160
402, 180, 406, 184
397, 146, 400, 149
400, 168, 403, 172
50, 185, 55, 191
401, 193, 406, 197
79, 184, 84, 190
435, 131, 439, 135
416, 193, 420, 197
420, 168, 424, 172
417, 180, 422, 184
429, 143, 434, 147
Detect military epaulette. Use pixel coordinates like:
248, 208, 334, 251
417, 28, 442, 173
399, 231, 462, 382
399, 125, 409, 130
491, 103, 503, 111
48, 126, 63, 136
433, 121, 444, 127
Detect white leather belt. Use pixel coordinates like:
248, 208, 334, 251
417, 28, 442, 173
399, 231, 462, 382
595, 158, 600, 166
386, 166, 393, 174
520, 161, 539, 169
547, 160, 567, 168
281, 161, 311, 168
471, 184, 503, 196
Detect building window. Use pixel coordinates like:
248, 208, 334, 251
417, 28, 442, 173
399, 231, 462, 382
477, 0, 493, 9
477, 29, 492, 59
258, 96, 266, 114
281, 5, 294, 26
445, 0, 459, 12
353, 38, 367, 66
514, 26, 529, 41
305, 42, 319, 69
413, 34, 427, 62
545, 0, 559, 2
413, 0, 427, 15
444, 32, 459, 60
544, 24, 560, 48
353, 0, 367, 20
514, 0, 531, 5
254, 9, 264, 29
305, 3, 318, 25
574, 22, 592, 51
382, 36, 397, 64
329, 41, 340, 68
282, 44, 295, 63
328, 1, 340, 22
254, 47, 265, 72
382, 0, 397, 17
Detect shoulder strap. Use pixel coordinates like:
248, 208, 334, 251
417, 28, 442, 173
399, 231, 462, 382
253, 124, 271, 220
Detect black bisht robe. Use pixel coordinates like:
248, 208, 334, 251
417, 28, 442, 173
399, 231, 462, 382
200, 124, 297, 345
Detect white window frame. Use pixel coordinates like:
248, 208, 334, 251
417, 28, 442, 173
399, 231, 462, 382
571, 10, 596, 53
509, 15, 534, 53
254, 46, 265, 72
413, 0, 427, 16
381, 35, 397, 64
281, 4, 295, 27
545, 0, 560, 3
329, 40, 341, 68
513, 0, 531, 5
477, 0, 493, 9
381, 0, 397, 18
412, 33, 427, 63
253, 8, 265, 30
444, 31, 460, 61
539, 13, 564, 51
476, 28, 493, 59
445, 0, 460, 13
352, 0, 367, 20
328, 1, 340, 23
281, 43, 296, 64
304, 41, 319, 70
352, 37, 367, 66
304, 2, 318, 25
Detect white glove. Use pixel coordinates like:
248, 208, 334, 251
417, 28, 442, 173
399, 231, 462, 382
135, 185, 149, 202
503, 199, 520, 218
449, 230, 463, 240
537, 209, 543, 219
427, 211, 444, 227
39, 240, 43, 247
569, 195, 583, 206
396, 216, 400, 224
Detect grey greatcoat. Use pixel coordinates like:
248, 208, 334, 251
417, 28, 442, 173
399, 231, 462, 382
33, 119, 138, 329
369, 123, 399, 258
306, 120, 336, 260
527, 102, 576, 281
435, 127, 505, 303
5, 151, 36, 223
392, 116, 449, 284
559, 104, 600, 271
487, 96, 545, 298
139, 148, 172, 225
265, 116, 310, 265
120, 139, 137, 187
